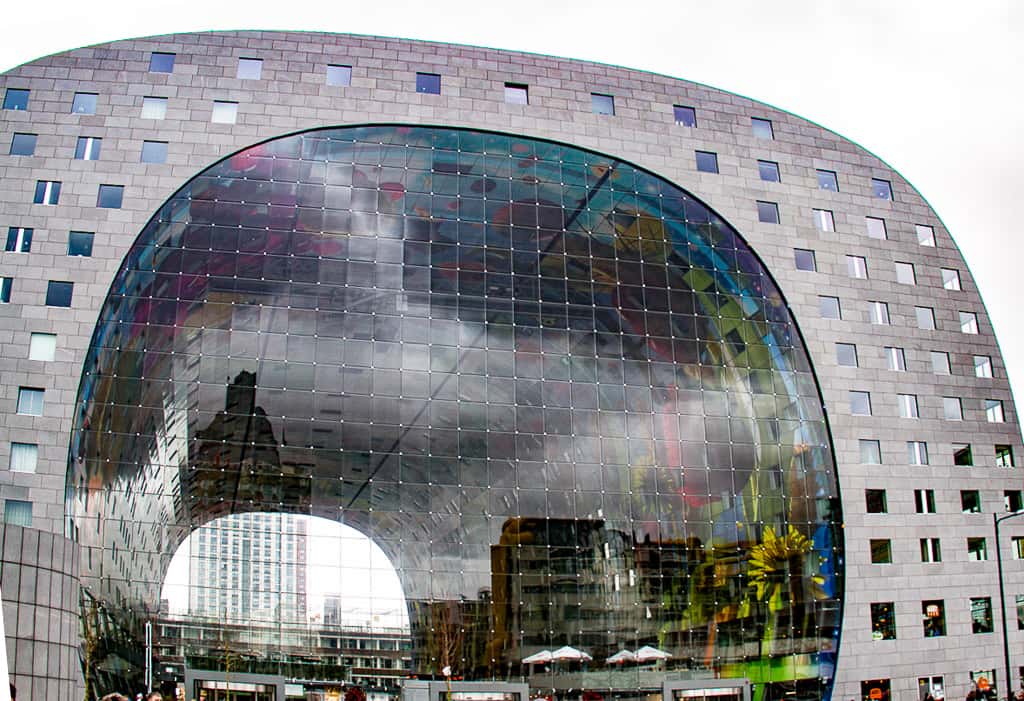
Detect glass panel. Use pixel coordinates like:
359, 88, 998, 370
504, 83, 528, 105
673, 105, 696, 126
417, 73, 441, 95
327, 64, 352, 86
149, 52, 175, 73
751, 117, 773, 139
591, 93, 614, 115
72, 92, 98, 114
816, 170, 838, 192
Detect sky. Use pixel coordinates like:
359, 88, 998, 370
2, 0, 1022, 405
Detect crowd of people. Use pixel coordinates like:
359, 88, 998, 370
99, 693, 165, 701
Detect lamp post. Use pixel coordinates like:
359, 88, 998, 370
993, 510, 1024, 701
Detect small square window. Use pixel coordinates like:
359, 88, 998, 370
943, 397, 963, 421
16, 387, 44, 415
816, 169, 839, 191
673, 105, 696, 127
237, 58, 263, 80
961, 490, 982, 514
847, 255, 868, 279
813, 209, 835, 232
68, 231, 94, 257
33, 180, 61, 205
416, 72, 442, 95
872, 178, 893, 200
1014, 537, 1024, 559
28, 333, 56, 361
870, 602, 896, 640
695, 151, 719, 174
908, 441, 929, 465
967, 537, 988, 561
97, 184, 124, 209
3, 500, 32, 527
74, 136, 102, 160
971, 597, 994, 634
974, 355, 993, 378
504, 82, 528, 105
895, 262, 916, 285
953, 443, 973, 466
914, 489, 936, 513
985, 399, 1005, 423
866, 489, 887, 514
751, 117, 774, 139
870, 539, 892, 564
1005, 490, 1023, 513
865, 216, 887, 239
898, 394, 919, 419
960, 311, 979, 334
0, 278, 11, 304
930, 351, 950, 375
327, 64, 353, 87
45, 280, 73, 307
5, 227, 32, 253
141, 96, 168, 119
869, 301, 890, 325
9, 133, 36, 156
859, 439, 882, 464
836, 343, 858, 367
71, 92, 98, 115
819, 295, 841, 319
885, 347, 906, 371
141, 140, 168, 164
3, 88, 29, 111
996, 445, 1015, 467
756, 201, 779, 224
922, 600, 946, 637
915, 306, 936, 331
757, 160, 780, 182
921, 538, 942, 563
9, 442, 38, 473
149, 52, 175, 73
938, 268, 961, 291
794, 248, 816, 271
1017, 595, 1024, 630
211, 101, 238, 124
591, 92, 614, 115
916, 224, 936, 246
850, 390, 872, 416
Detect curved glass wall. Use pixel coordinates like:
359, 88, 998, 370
67, 126, 842, 700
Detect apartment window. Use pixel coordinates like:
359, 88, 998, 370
0, 278, 10, 304
960, 311, 979, 334
908, 441, 929, 465
974, 355, 993, 378
3, 500, 32, 527
836, 343, 858, 367
895, 262, 916, 285
5, 227, 32, 253
326, 64, 353, 87
211, 101, 238, 124
866, 489, 887, 514
67, 231, 94, 257
74, 136, 102, 160
1005, 490, 1023, 512
97, 184, 124, 209
885, 347, 906, 371
861, 680, 891, 701
970, 597, 994, 634
695, 151, 719, 174
865, 216, 887, 239
996, 445, 1015, 468
673, 105, 696, 126
869, 301, 890, 325
817, 169, 839, 192
986, 399, 1005, 423
9, 133, 36, 156
794, 248, 816, 271
497, 81, 529, 105
931, 351, 951, 375
141, 96, 167, 119
45, 280, 73, 307
919, 677, 945, 701
33, 180, 61, 205
915, 306, 936, 330
898, 394, 919, 419
941, 268, 962, 291
813, 208, 835, 232
941, 397, 963, 421
2, 88, 29, 110
71, 92, 98, 114
1014, 537, 1024, 559
967, 537, 988, 561
870, 539, 892, 564
819, 295, 841, 319
141, 140, 168, 164
872, 178, 893, 200
961, 490, 982, 514
412, 72, 441, 95
847, 255, 868, 278
860, 439, 882, 464
753, 202, 781, 227
16, 387, 44, 416
9, 443, 38, 473
921, 538, 942, 563
916, 224, 936, 246
28, 333, 56, 362
149, 52, 175, 73
1018, 596, 1024, 630
870, 602, 896, 640
758, 160, 780, 182
953, 443, 973, 466
237, 58, 263, 80
751, 117, 774, 139
914, 489, 936, 514
922, 600, 946, 637
850, 391, 872, 416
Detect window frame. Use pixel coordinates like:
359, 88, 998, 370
849, 390, 872, 416
756, 201, 779, 224
816, 169, 839, 192
672, 104, 696, 127
885, 346, 907, 372
695, 150, 719, 174
751, 117, 774, 139
149, 52, 176, 73
71, 92, 98, 115
757, 160, 781, 182
503, 82, 528, 105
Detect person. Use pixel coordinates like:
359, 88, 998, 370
100, 694, 130, 701
146, 693, 163, 701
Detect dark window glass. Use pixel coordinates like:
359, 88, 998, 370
504, 83, 528, 105
9, 133, 36, 156
1016, 595, 1024, 630
33, 181, 60, 205
3, 88, 29, 110
591, 93, 614, 115
817, 169, 839, 191
74, 136, 102, 160
862, 680, 891, 701
967, 537, 988, 561
870, 539, 892, 564
68, 231, 94, 257
71, 92, 98, 115
953, 443, 973, 466
673, 105, 696, 126
97, 184, 124, 209
45, 280, 73, 307
757, 201, 779, 224
961, 490, 982, 513
794, 249, 816, 272
327, 64, 352, 87
758, 160, 780, 182
971, 597, 993, 634
0, 278, 10, 303
695, 151, 718, 174
870, 602, 895, 640
751, 117, 774, 139
1006, 490, 1023, 512
415, 73, 441, 95
5, 227, 32, 253
866, 489, 887, 514
996, 445, 1015, 467
150, 52, 176, 73
914, 489, 936, 514
922, 600, 946, 637
141, 141, 168, 164
872, 177, 893, 200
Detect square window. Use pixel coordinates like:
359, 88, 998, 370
757, 160, 780, 182
1014, 537, 1024, 559
960, 311, 979, 334
895, 262, 916, 285
908, 441, 929, 465
942, 268, 962, 291
861, 681, 892, 701
149, 52, 175, 73
327, 64, 353, 87
870, 602, 896, 640
943, 397, 963, 421
751, 117, 774, 139
961, 490, 982, 513
695, 151, 719, 174
68, 231, 94, 257
417, 73, 442, 95
794, 248, 816, 271
915, 306, 936, 330
812, 208, 835, 232
9, 133, 36, 156
820, 295, 841, 319
869, 301, 890, 325
885, 346, 906, 371
33, 180, 60, 205
866, 216, 887, 239
836, 342, 858, 367
967, 537, 988, 561
847, 255, 868, 278
914, 489, 936, 513
5, 227, 32, 253
141, 96, 168, 119
74, 136, 102, 160
872, 178, 894, 200
3, 500, 32, 527
3, 88, 29, 110
953, 443, 973, 466
71, 92, 98, 115
817, 169, 839, 191
922, 600, 946, 637
1017, 595, 1024, 630
141, 140, 168, 164
97, 184, 124, 209
974, 355, 993, 378
237, 58, 263, 80
1005, 490, 1023, 512
931, 351, 950, 375
504, 82, 528, 105
986, 399, 1005, 423
866, 489, 887, 514
850, 390, 872, 416
673, 105, 696, 127
916, 224, 936, 246
211, 101, 238, 124
921, 538, 941, 563
898, 394, 919, 419
45, 280, 73, 307
860, 439, 881, 464
870, 539, 892, 564
996, 445, 1015, 468
756, 201, 779, 224
28, 333, 56, 361
16, 387, 44, 415
971, 597, 994, 634
9, 442, 38, 473
0, 278, 11, 304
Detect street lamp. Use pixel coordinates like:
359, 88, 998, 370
993, 510, 1024, 701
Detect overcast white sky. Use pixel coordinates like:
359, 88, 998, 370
3, 0, 1023, 418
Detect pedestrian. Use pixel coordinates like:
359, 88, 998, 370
146, 693, 163, 701
100, 694, 130, 701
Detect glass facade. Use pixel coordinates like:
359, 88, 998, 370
67, 126, 841, 698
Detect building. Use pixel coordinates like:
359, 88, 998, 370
0, 30, 1021, 701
